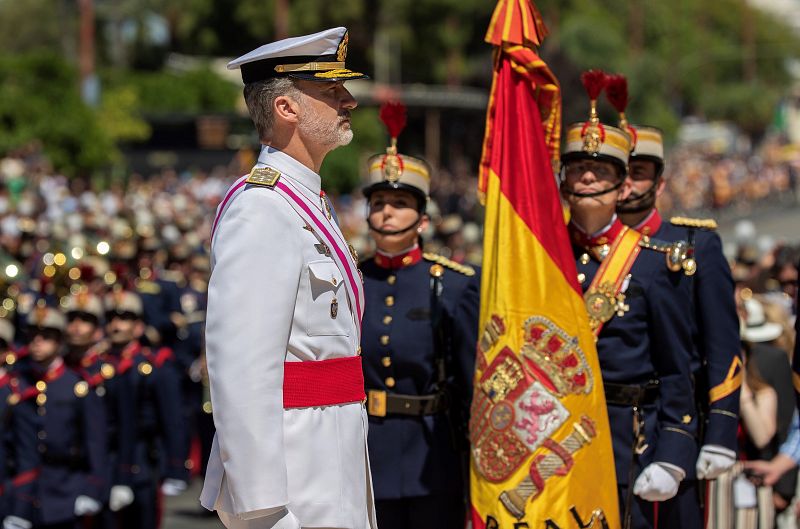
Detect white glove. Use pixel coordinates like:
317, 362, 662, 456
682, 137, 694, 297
160, 478, 188, 497
633, 462, 683, 502
696, 444, 736, 480
2, 517, 32, 529
109, 485, 135, 512
74, 495, 102, 516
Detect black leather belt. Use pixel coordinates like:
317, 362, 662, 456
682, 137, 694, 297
604, 381, 659, 406
366, 390, 448, 417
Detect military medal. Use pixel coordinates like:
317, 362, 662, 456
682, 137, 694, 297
584, 281, 629, 334
330, 297, 338, 319
320, 191, 332, 220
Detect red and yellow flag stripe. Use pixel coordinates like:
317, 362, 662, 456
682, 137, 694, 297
471, 2, 620, 528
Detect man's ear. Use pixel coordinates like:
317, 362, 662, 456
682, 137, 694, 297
419, 214, 430, 232
274, 93, 301, 124
655, 176, 667, 198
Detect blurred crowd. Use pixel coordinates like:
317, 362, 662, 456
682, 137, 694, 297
659, 141, 800, 213
725, 218, 799, 527
0, 139, 800, 525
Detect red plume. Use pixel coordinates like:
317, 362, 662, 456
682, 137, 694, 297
605, 74, 629, 114
379, 102, 407, 140
580, 70, 607, 101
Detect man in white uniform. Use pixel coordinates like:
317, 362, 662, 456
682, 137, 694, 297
200, 27, 376, 529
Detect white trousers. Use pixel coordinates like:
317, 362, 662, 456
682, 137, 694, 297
217, 508, 369, 529
218, 508, 300, 529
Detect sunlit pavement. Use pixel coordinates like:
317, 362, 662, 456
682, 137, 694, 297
718, 202, 800, 245
163, 479, 223, 529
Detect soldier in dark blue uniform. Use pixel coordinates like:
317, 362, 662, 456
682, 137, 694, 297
3, 306, 107, 529
616, 123, 741, 528
61, 290, 106, 375
168, 250, 210, 478
560, 93, 697, 529
0, 318, 16, 520
100, 289, 187, 529
360, 103, 480, 529
135, 235, 183, 350
110, 237, 182, 350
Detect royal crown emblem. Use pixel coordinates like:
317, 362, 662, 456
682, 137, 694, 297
470, 315, 597, 518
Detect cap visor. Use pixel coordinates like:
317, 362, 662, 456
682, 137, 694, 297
289, 69, 369, 82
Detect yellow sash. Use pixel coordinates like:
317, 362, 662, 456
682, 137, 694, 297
584, 226, 643, 336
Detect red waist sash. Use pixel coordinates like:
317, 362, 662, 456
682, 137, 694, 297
283, 356, 365, 409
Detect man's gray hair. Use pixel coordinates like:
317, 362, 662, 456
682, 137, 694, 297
243, 78, 301, 141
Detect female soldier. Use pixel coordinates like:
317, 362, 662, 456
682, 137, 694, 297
360, 103, 480, 529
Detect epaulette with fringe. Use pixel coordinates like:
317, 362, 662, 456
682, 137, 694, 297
670, 216, 718, 230
422, 253, 476, 276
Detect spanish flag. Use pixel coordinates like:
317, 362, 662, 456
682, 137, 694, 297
470, 1, 620, 528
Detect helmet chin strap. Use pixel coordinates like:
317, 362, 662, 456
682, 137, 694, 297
367, 213, 422, 236
617, 179, 658, 213
562, 180, 623, 199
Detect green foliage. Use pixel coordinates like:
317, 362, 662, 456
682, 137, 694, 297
0, 0, 71, 55
320, 107, 383, 194
101, 67, 239, 114
537, 0, 800, 140
97, 86, 152, 143
0, 52, 115, 176
2, 0, 799, 176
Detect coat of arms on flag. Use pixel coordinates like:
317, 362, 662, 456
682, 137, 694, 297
470, 0, 620, 527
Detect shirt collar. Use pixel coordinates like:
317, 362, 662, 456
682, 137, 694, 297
569, 214, 625, 247
257, 145, 321, 199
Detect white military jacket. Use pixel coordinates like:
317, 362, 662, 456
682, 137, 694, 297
201, 146, 375, 529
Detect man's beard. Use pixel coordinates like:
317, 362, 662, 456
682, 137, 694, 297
298, 102, 353, 149
617, 181, 658, 214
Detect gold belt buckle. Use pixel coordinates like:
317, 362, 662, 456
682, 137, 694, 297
367, 390, 387, 417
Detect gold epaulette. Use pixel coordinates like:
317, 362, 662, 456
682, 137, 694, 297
422, 253, 476, 276
246, 166, 281, 187
670, 216, 718, 230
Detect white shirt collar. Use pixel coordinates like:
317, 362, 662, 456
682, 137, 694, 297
256, 145, 321, 198
376, 243, 419, 258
